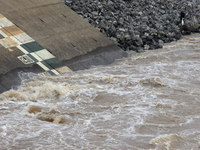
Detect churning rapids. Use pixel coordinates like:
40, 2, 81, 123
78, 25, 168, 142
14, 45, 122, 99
1, 33, 200, 150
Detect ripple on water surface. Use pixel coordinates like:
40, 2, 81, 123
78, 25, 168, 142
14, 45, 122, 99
1, 34, 200, 149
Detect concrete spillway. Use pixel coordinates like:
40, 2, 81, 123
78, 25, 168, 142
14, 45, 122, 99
0, 0, 128, 93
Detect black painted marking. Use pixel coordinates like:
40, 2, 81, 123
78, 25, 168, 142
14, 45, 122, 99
14, 23, 19, 28
70, 43, 75, 47
93, 38, 97, 42
62, 14, 67, 18
39, 18, 44, 22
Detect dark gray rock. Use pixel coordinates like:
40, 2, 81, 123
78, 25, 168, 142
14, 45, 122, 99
141, 16, 149, 24
144, 44, 150, 50
132, 35, 143, 47
118, 17, 124, 25
124, 34, 131, 40
64, 0, 200, 52
92, 11, 98, 16
158, 40, 164, 47
184, 16, 200, 32
159, 9, 166, 14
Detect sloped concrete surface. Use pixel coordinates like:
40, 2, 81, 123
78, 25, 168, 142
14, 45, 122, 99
0, 0, 127, 93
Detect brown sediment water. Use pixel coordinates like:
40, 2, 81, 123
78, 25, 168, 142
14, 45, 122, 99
0, 33, 200, 149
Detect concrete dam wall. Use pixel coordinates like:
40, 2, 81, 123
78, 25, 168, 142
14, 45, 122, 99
0, 0, 127, 93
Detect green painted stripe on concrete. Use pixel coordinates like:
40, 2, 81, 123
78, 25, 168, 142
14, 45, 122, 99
40, 61, 54, 70
21, 41, 44, 52
45, 58, 64, 69
47, 70, 57, 76
27, 53, 39, 62
20, 44, 33, 53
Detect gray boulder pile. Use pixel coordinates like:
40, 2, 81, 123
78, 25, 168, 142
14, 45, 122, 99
63, 0, 200, 51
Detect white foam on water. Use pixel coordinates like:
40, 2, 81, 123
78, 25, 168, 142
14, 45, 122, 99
1, 33, 200, 149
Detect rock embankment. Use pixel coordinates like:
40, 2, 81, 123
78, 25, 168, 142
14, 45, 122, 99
63, 0, 200, 51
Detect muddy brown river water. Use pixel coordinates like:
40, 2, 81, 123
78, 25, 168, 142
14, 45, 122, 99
0, 33, 200, 150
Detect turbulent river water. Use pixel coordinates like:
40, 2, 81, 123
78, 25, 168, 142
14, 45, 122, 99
0, 33, 200, 150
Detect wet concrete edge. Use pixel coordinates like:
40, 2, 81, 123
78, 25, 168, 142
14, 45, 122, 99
0, 44, 128, 94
